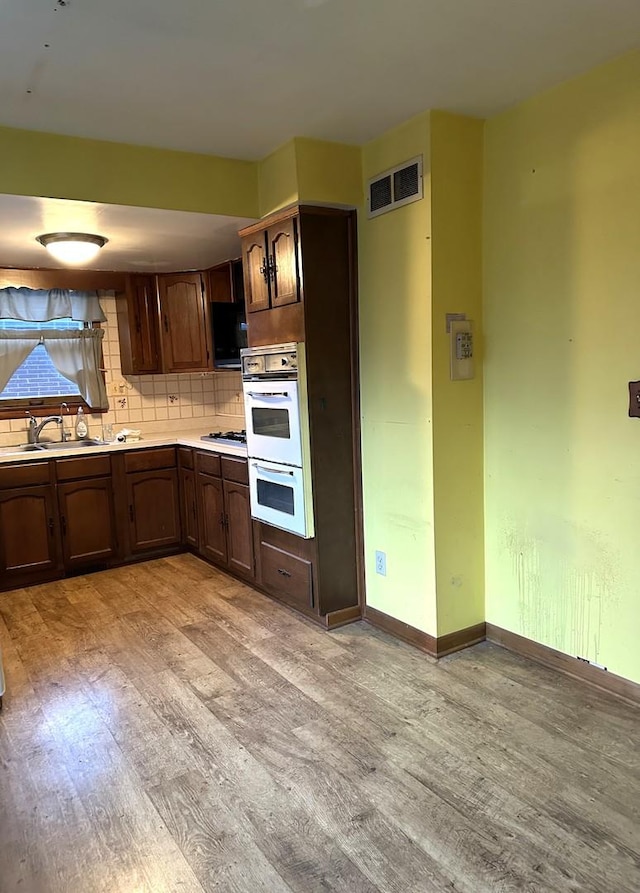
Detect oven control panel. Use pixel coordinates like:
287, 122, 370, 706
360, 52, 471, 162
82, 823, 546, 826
266, 351, 297, 373
241, 343, 299, 378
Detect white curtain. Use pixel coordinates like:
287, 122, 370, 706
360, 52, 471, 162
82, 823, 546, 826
44, 330, 108, 410
0, 288, 106, 322
0, 328, 107, 409
0, 335, 39, 392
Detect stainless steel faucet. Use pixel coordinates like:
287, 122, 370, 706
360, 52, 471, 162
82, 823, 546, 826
30, 415, 64, 444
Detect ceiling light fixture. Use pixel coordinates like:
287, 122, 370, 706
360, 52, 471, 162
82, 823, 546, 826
36, 232, 108, 265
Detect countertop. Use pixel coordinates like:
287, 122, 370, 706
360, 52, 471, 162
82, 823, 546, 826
0, 429, 247, 465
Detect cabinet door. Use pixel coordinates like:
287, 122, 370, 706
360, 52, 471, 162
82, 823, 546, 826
223, 480, 254, 581
158, 273, 211, 372
242, 234, 270, 313
130, 275, 161, 373
126, 469, 181, 554
197, 473, 227, 565
268, 217, 300, 308
208, 263, 233, 303
0, 486, 60, 583
58, 477, 116, 569
180, 467, 199, 548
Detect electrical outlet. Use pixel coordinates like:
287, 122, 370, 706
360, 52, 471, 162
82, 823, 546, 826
375, 550, 386, 576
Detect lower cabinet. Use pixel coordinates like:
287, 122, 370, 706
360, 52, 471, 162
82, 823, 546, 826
57, 477, 117, 569
223, 479, 254, 579
193, 451, 255, 582
126, 469, 181, 554
0, 485, 61, 584
180, 467, 199, 549
198, 473, 228, 565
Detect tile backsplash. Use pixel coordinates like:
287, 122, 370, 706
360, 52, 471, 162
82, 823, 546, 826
0, 294, 245, 447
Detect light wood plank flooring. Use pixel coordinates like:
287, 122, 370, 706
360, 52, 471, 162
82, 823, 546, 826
1, 554, 639, 892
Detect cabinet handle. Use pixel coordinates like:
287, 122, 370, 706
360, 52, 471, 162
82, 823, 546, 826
224, 514, 229, 528
61, 516, 67, 537
277, 568, 291, 578
219, 511, 225, 528
268, 255, 276, 280
192, 502, 197, 520
163, 314, 169, 333
259, 258, 269, 283
129, 505, 134, 522
48, 517, 54, 536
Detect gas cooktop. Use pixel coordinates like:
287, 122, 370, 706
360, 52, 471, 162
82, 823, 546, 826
200, 430, 247, 447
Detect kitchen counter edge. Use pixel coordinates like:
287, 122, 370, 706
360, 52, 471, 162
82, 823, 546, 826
0, 432, 247, 465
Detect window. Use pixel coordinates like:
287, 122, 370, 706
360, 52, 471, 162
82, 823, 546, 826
0, 287, 109, 417
0, 318, 84, 403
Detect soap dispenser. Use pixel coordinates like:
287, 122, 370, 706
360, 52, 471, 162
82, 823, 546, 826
75, 406, 88, 440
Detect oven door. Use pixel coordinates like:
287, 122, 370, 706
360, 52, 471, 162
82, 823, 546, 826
249, 459, 310, 538
243, 379, 302, 466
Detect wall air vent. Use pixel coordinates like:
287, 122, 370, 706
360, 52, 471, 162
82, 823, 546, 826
367, 156, 423, 218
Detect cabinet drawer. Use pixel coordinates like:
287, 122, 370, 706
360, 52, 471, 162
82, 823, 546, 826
178, 447, 194, 470
196, 451, 221, 478
0, 462, 50, 488
56, 455, 111, 482
124, 447, 176, 473
260, 542, 313, 611
221, 456, 248, 485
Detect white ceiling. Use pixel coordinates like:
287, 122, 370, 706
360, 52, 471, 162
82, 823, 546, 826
0, 194, 256, 272
0, 0, 638, 159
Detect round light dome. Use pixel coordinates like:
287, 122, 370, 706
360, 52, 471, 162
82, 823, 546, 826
36, 232, 108, 266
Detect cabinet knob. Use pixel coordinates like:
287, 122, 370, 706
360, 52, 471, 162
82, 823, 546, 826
277, 567, 291, 578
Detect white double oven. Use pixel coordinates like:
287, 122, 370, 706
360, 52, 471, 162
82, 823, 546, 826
242, 343, 314, 538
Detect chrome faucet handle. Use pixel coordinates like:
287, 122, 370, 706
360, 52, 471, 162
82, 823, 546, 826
25, 411, 38, 443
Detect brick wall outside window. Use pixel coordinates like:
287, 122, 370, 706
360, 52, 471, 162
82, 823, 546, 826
0, 318, 83, 401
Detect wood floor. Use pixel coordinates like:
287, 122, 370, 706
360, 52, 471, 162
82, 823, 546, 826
1, 555, 639, 893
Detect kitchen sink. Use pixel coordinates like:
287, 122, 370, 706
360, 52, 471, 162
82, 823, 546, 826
20, 439, 107, 451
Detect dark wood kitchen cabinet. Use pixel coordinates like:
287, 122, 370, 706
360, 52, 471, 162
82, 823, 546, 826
192, 450, 254, 582
126, 469, 181, 554
241, 216, 300, 315
0, 484, 61, 586
178, 448, 198, 549
116, 272, 212, 375
117, 274, 162, 375
57, 478, 116, 569
197, 472, 227, 565
223, 479, 253, 579
240, 205, 362, 626
158, 272, 211, 372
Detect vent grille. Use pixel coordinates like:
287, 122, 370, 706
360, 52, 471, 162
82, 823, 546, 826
370, 175, 392, 213
367, 156, 423, 218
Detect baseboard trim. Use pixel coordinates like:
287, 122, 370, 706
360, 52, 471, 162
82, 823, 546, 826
486, 623, 640, 708
363, 607, 485, 658
324, 605, 362, 629
364, 606, 438, 655
436, 622, 487, 657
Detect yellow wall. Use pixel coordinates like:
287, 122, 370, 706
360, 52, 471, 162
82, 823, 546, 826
430, 112, 485, 636
359, 113, 438, 634
0, 125, 259, 217
257, 140, 299, 217
484, 50, 640, 683
295, 137, 363, 208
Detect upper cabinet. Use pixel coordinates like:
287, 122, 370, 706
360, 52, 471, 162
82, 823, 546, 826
241, 214, 301, 315
118, 275, 161, 375
117, 272, 212, 375
158, 273, 210, 373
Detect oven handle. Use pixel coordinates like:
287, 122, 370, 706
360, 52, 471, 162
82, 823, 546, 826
252, 463, 295, 477
245, 391, 289, 398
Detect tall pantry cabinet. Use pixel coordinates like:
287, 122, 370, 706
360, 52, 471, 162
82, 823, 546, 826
239, 205, 363, 627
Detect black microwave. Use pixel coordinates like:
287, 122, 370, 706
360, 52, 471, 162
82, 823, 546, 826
210, 300, 248, 370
